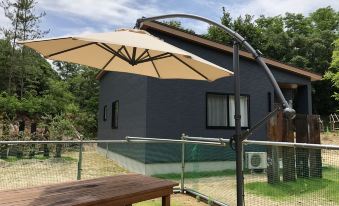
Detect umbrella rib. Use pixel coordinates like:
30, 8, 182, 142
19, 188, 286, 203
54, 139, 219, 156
45, 42, 95, 58
172, 54, 210, 81
122, 46, 132, 61
96, 43, 131, 64
137, 53, 172, 64
102, 55, 116, 70
116, 49, 129, 61
139, 53, 150, 62
146, 51, 161, 78
132, 47, 137, 64
101, 46, 124, 70
135, 49, 149, 62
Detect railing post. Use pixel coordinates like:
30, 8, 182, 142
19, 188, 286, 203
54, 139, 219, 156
77, 141, 83, 180
180, 133, 186, 193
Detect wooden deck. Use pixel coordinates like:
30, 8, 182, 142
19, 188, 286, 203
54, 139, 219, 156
0, 174, 178, 206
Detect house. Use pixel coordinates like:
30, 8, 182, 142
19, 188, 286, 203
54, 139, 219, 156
96, 21, 322, 175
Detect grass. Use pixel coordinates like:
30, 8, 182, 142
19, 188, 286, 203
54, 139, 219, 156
245, 167, 339, 203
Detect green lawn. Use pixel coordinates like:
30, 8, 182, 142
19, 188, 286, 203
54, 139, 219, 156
153, 169, 241, 180
245, 167, 339, 204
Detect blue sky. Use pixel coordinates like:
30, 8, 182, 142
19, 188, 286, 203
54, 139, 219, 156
0, 0, 338, 37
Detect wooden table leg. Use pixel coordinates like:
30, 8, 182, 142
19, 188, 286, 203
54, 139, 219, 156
162, 195, 170, 206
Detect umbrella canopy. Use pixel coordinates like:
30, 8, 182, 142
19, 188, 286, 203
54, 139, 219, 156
19, 29, 233, 81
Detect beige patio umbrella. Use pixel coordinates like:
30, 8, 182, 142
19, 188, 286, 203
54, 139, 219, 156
18, 29, 232, 81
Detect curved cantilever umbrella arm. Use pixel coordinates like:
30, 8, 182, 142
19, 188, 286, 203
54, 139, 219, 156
136, 13, 295, 118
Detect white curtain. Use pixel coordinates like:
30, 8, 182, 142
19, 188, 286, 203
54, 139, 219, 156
207, 94, 228, 126
229, 95, 249, 127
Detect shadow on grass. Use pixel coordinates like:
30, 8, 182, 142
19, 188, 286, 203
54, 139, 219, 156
245, 167, 339, 204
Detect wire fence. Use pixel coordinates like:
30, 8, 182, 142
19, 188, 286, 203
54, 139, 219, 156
242, 142, 339, 206
0, 138, 338, 206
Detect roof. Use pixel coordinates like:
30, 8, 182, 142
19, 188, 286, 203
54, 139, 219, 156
96, 21, 322, 81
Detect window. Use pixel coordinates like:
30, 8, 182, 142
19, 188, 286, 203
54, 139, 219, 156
206, 93, 249, 128
207, 94, 228, 127
103, 105, 107, 121
112, 101, 119, 129
228, 95, 249, 127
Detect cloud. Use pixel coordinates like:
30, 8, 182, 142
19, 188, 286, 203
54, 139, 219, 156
38, 0, 175, 28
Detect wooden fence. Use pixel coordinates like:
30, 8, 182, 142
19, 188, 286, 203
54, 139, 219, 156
267, 112, 322, 184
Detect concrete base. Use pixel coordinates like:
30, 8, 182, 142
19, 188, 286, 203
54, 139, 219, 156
97, 146, 236, 175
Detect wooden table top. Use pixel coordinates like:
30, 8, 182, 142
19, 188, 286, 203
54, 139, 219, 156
0, 174, 178, 206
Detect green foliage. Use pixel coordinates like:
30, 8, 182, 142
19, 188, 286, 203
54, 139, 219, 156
0, 1, 99, 139
325, 39, 339, 102
162, 20, 195, 34
47, 114, 77, 140
206, 6, 339, 114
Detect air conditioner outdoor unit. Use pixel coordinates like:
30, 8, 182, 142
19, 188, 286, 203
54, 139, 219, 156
246, 152, 267, 169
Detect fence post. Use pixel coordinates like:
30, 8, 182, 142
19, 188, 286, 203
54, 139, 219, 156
282, 117, 296, 182
295, 114, 310, 178
180, 133, 186, 193
309, 115, 322, 178
77, 141, 83, 180
267, 111, 282, 184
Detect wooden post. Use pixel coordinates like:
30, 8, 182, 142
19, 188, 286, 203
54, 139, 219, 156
309, 115, 322, 178
295, 114, 309, 178
266, 111, 283, 184
282, 117, 296, 182
162, 195, 170, 206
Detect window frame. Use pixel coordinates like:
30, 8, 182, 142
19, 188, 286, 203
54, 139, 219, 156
206, 92, 250, 129
111, 100, 119, 129
103, 105, 107, 121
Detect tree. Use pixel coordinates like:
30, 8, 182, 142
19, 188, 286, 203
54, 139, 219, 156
325, 39, 339, 103
0, 0, 20, 94
53, 62, 99, 138
162, 20, 195, 34
0, 0, 49, 97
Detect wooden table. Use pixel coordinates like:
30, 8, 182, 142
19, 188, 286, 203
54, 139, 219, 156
0, 174, 178, 206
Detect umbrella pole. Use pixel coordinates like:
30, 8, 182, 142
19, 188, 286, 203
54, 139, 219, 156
233, 41, 244, 206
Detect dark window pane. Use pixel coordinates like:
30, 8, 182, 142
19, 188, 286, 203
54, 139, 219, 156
207, 94, 228, 127
103, 105, 107, 121
112, 101, 119, 129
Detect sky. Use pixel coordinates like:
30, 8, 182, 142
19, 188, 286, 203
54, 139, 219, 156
0, 0, 338, 37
